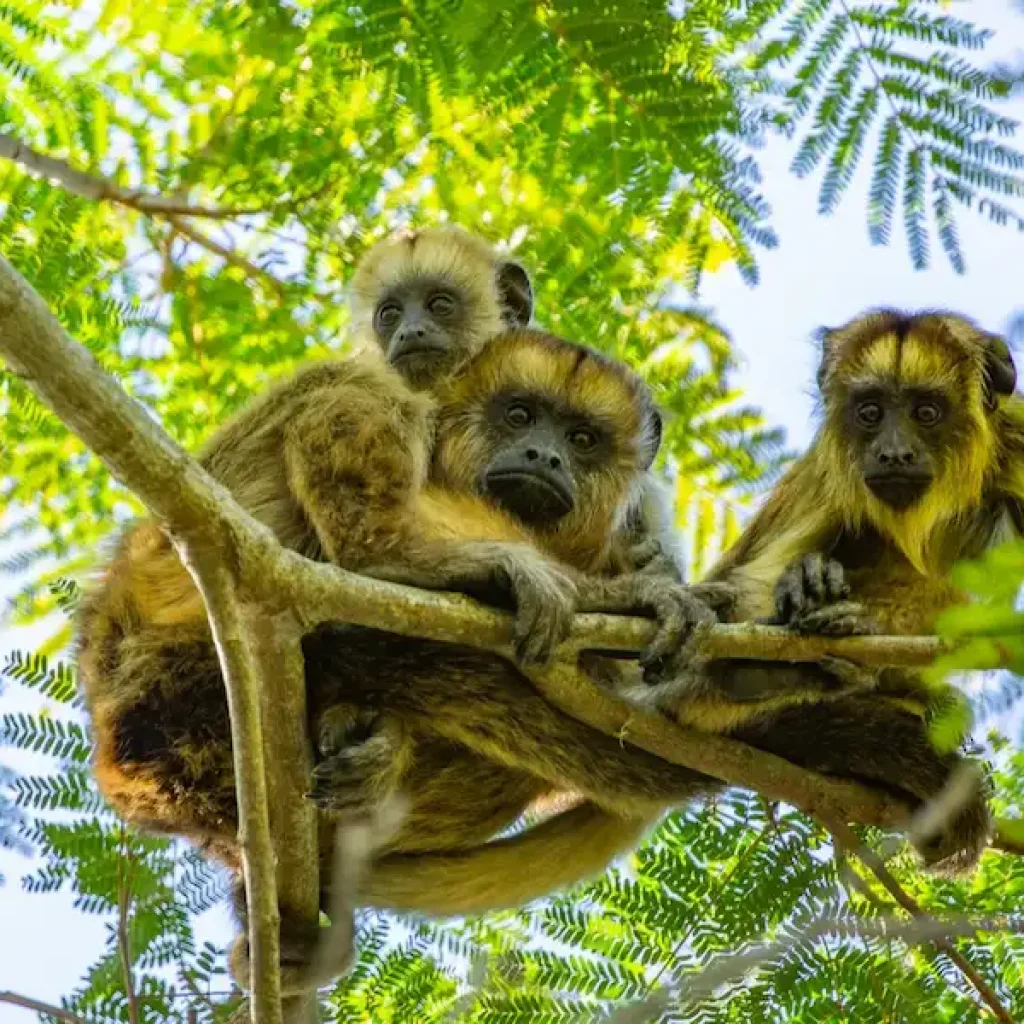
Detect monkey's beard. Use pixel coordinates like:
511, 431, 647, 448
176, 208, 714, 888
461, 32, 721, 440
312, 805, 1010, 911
485, 473, 574, 527
393, 350, 460, 390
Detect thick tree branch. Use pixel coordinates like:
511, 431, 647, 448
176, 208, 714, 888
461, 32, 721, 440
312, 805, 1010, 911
0, 132, 257, 219
178, 549, 283, 1024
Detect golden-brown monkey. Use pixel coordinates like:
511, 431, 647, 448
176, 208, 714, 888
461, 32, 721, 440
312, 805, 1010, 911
347, 225, 684, 580
76, 328, 720, 990
352, 309, 1011, 918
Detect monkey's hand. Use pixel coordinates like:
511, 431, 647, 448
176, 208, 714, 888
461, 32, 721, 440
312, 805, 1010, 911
628, 537, 684, 582
577, 575, 717, 680
687, 581, 739, 621
773, 552, 848, 621
771, 554, 880, 636
307, 706, 408, 819
481, 543, 578, 665
362, 541, 576, 665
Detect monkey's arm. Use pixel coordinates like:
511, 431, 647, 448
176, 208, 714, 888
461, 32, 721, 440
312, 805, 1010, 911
282, 371, 577, 663
701, 457, 840, 620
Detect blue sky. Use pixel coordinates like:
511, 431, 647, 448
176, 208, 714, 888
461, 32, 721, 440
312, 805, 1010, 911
2, 1, 1024, 1017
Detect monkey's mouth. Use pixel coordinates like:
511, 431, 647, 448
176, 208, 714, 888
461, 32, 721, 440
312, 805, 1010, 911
392, 348, 455, 386
865, 473, 932, 510
485, 472, 574, 526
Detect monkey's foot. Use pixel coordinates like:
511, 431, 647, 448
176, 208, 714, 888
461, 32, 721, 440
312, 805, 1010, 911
789, 600, 881, 637
816, 655, 879, 696
307, 730, 401, 818
317, 705, 377, 760
229, 915, 322, 993
774, 553, 848, 623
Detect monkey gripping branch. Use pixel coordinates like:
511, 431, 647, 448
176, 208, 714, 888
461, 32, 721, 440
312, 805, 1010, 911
0, 254, 1019, 1023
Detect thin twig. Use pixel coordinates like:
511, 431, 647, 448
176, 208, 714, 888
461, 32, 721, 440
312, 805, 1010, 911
167, 215, 288, 296
0, 992, 89, 1024
828, 818, 1016, 1024
0, 132, 257, 218
116, 826, 142, 1024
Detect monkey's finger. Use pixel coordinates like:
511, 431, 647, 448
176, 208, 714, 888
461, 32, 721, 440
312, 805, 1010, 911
823, 558, 849, 603
793, 601, 877, 637
512, 593, 558, 666
774, 569, 805, 621
689, 582, 738, 619
638, 599, 689, 667
801, 552, 827, 606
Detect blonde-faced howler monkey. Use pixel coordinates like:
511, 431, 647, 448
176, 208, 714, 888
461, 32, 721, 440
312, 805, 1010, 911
360, 310, 1009, 917
642, 309, 1009, 870
76, 326, 721, 990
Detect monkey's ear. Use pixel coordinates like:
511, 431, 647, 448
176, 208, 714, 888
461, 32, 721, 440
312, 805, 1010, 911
814, 326, 840, 391
983, 333, 1017, 408
640, 409, 663, 469
497, 262, 533, 326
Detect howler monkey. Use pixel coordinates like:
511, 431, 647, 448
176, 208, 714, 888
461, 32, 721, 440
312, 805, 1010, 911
76, 327, 720, 990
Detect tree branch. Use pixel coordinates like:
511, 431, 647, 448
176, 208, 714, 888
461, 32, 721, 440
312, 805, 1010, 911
116, 828, 142, 1024
0, 132, 258, 219
177, 550, 284, 1024
607, 913, 1021, 1023
166, 215, 288, 297
0, 992, 89, 1024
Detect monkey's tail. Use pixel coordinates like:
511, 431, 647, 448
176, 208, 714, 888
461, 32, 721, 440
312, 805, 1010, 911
359, 803, 658, 916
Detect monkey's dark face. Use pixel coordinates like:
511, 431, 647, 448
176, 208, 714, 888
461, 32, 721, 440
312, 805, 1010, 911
374, 276, 470, 387
845, 385, 950, 509
479, 390, 610, 527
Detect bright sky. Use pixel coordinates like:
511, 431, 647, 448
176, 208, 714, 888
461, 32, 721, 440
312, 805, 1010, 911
2, 2, 1024, 1018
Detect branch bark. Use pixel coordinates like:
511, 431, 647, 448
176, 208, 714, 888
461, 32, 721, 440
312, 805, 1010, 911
177, 550, 284, 1024
0, 132, 257, 219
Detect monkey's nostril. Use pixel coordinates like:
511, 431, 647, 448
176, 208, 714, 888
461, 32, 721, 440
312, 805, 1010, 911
549, 455, 562, 469
525, 448, 539, 461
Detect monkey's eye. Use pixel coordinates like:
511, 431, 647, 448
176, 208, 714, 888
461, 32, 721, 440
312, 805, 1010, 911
856, 402, 884, 428
913, 402, 943, 427
427, 293, 456, 318
568, 428, 598, 453
505, 403, 534, 428
375, 303, 402, 329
